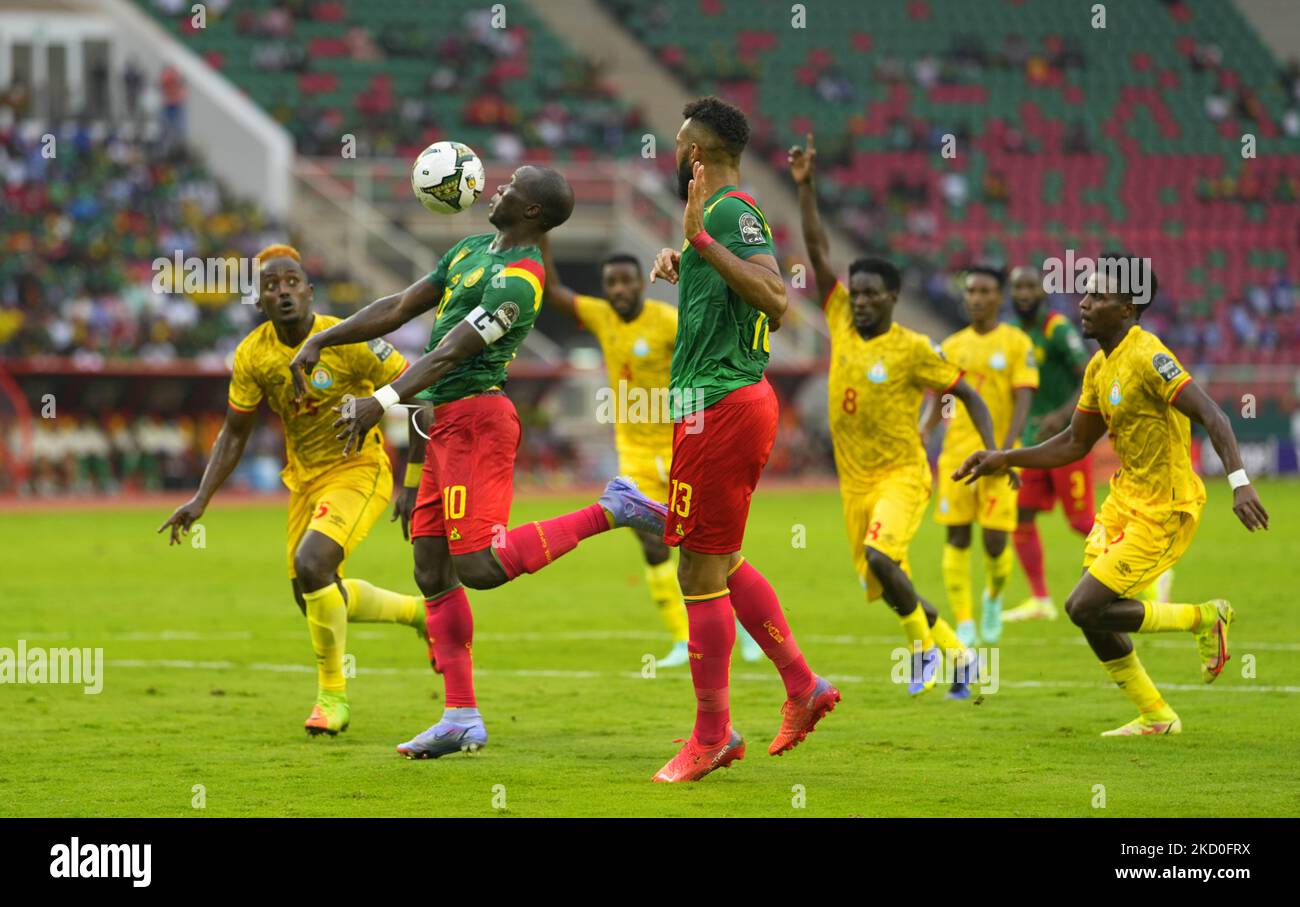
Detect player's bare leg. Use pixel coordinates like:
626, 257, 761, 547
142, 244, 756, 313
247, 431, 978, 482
635, 527, 691, 667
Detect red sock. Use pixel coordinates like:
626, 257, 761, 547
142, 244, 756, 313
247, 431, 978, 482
686, 594, 734, 746
727, 561, 815, 699
1012, 522, 1048, 598
495, 503, 609, 579
426, 586, 475, 707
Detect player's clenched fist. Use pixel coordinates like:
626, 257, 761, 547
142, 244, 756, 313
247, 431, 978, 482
649, 248, 681, 285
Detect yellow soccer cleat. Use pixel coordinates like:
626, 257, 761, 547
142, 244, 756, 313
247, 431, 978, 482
1101, 711, 1181, 737
1195, 599, 1235, 684
1002, 596, 1058, 623
304, 690, 351, 736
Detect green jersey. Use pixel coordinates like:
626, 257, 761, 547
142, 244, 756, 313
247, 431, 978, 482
670, 186, 776, 419
1018, 309, 1090, 443
415, 233, 545, 406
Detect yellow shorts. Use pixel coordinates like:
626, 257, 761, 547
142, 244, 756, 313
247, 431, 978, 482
285, 458, 392, 579
1083, 496, 1200, 597
934, 453, 1018, 532
842, 466, 930, 600
621, 448, 671, 505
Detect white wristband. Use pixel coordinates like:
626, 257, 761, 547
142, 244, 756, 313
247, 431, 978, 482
1227, 469, 1250, 489
373, 384, 401, 412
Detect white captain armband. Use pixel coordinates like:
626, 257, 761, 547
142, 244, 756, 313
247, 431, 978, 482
464, 303, 520, 345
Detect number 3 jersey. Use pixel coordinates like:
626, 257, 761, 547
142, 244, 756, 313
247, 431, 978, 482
417, 233, 545, 406
824, 281, 962, 491
228, 315, 409, 491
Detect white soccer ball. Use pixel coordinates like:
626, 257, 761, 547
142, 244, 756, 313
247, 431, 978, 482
411, 141, 486, 215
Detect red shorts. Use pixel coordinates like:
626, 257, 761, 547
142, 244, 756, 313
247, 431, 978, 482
1018, 453, 1097, 524
663, 379, 778, 555
410, 393, 521, 554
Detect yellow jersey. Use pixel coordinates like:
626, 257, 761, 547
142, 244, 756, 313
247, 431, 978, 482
825, 282, 963, 488
575, 294, 677, 460
1077, 325, 1204, 517
939, 322, 1038, 459
228, 314, 409, 491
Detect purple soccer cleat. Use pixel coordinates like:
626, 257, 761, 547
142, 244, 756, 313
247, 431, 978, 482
599, 476, 668, 535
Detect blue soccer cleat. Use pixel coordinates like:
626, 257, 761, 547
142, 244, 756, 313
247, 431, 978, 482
907, 644, 941, 696
947, 649, 980, 700
980, 590, 1003, 645
396, 711, 488, 759
599, 476, 668, 535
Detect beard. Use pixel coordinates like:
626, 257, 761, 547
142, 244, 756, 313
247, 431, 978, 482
676, 156, 693, 201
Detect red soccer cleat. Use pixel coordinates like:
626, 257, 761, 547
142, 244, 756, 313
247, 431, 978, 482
652, 727, 746, 782
768, 676, 840, 756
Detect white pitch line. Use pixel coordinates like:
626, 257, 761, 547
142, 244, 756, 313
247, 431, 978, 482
98, 658, 1300, 694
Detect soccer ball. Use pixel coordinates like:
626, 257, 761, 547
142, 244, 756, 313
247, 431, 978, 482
411, 141, 486, 215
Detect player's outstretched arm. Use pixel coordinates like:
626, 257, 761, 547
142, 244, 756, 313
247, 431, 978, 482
954, 406, 1105, 483
1172, 380, 1269, 531
538, 234, 578, 321
333, 322, 487, 457
157, 406, 256, 544
949, 378, 999, 452
290, 277, 441, 398
788, 133, 837, 304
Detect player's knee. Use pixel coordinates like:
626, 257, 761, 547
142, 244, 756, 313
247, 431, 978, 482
983, 530, 1008, 557
413, 560, 455, 598
453, 551, 506, 591
946, 526, 971, 548
1063, 591, 1096, 627
864, 546, 896, 579
293, 549, 336, 592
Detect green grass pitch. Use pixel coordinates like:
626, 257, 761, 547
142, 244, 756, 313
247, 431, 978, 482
2, 480, 1296, 817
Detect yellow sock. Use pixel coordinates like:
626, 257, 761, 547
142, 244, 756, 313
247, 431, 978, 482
897, 604, 934, 653
342, 577, 422, 628
985, 546, 1014, 599
942, 544, 973, 623
645, 560, 689, 643
304, 583, 348, 693
1101, 650, 1172, 717
930, 617, 964, 658
1138, 600, 1205, 633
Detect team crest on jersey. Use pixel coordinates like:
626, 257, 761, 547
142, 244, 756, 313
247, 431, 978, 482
450, 272, 462, 286
738, 212, 764, 244
311, 365, 334, 390
463, 267, 486, 288
989, 350, 1007, 371
1152, 352, 1182, 382
632, 337, 650, 358
1108, 379, 1122, 405
867, 361, 888, 384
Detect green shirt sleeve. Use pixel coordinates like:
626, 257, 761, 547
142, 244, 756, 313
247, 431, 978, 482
705, 195, 775, 261
1052, 317, 1090, 371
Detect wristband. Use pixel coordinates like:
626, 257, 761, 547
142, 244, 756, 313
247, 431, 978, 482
689, 229, 714, 252
1227, 469, 1250, 490
373, 384, 400, 412
404, 462, 423, 488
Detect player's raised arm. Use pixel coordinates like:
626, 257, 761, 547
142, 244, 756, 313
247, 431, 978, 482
683, 161, 787, 327
158, 404, 256, 544
1171, 380, 1269, 531
538, 234, 577, 320
788, 133, 837, 304
290, 276, 442, 399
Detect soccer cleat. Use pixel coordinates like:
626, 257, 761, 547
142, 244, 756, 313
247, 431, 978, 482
980, 590, 1003, 644
768, 676, 841, 756
737, 622, 763, 663
956, 619, 977, 648
304, 690, 350, 736
907, 645, 940, 696
1100, 711, 1182, 737
946, 649, 981, 700
599, 476, 668, 535
396, 714, 488, 759
652, 727, 745, 782
1195, 599, 1235, 684
657, 640, 690, 668
1003, 596, 1058, 623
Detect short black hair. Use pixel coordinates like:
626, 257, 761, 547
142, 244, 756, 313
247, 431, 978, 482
963, 264, 1006, 289
848, 257, 901, 293
526, 166, 575, 231
1096, 250, 1158, 313
601, 253, 641, 275
682, 96, 750, 160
